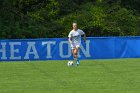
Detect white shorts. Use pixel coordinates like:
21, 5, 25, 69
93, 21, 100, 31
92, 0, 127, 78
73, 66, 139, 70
71, 43, 81, 49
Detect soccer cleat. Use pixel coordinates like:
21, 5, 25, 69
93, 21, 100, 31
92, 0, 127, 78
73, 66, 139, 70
76, 59, 80, 66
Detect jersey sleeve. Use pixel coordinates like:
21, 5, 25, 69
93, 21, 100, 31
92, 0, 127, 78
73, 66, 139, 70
68, 31, 72, 37
80, 30, 85, 35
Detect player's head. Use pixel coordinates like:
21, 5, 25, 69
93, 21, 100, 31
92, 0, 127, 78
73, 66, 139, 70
72, 23, 78, 30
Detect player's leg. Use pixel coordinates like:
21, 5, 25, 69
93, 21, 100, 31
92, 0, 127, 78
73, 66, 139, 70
71, 44, 75, 56
72, 49, 75, 57
74, 45, 80, 65
71, 44, 77, 61
73, 47, 79, 57
71, 44, 75, 58
71, 44, 80, 66
72, 48, 77, 64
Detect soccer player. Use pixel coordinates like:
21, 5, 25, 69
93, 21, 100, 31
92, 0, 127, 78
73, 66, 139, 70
68, 23, 86, 66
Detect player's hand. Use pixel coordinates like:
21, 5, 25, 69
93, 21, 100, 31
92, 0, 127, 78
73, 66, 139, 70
70, 41, 72, 44
84, 39, 86, 43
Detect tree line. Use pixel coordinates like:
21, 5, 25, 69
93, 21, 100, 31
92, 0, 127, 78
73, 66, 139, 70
0, 0, 140, 39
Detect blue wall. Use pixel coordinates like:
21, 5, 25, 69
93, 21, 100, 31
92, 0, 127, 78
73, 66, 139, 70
0, 37, 140, 61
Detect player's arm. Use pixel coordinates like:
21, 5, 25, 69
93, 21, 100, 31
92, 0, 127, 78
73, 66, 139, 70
68, 32, 72, 44
80, 30, 86, 42
68, 37, 72, 44
83, 33, 86, 43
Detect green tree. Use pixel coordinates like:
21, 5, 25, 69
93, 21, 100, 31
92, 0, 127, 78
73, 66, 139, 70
0, 0, 139, 39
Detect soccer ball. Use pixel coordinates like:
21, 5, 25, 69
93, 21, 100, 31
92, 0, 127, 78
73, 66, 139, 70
67, 61, 74, 66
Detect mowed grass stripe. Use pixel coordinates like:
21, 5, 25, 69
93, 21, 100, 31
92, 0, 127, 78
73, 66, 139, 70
0, 58, 140, 93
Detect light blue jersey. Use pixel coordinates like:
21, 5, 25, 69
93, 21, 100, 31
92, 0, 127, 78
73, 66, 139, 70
68, 29, 85, 44
68, 29, 85, 49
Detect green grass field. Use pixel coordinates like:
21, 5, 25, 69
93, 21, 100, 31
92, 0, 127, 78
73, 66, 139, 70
0, 59, 140, 93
